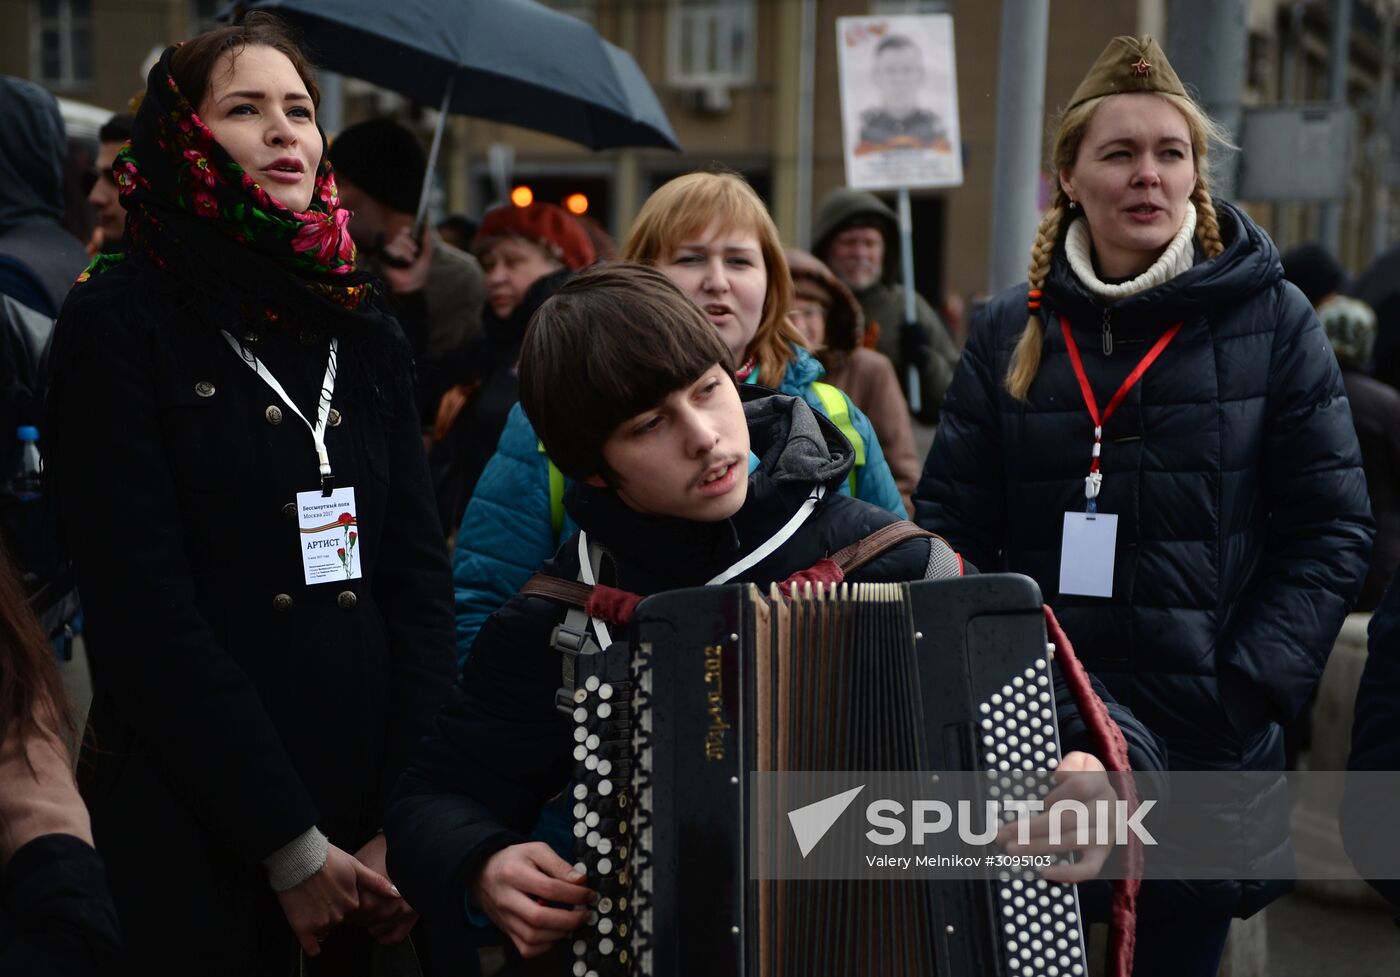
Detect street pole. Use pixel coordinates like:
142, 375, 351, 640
1278, 2, 1306, 250
795, 0, 817, 250
1320, 0, 1353, 254
1167, 0, 1247, 201
986, 0, 1050, 295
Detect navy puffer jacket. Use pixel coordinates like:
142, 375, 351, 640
915, 202, 1374, 916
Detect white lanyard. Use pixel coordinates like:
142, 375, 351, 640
704, 484, 825, 585
221, 330, 340, 495
574, 483, 827, 650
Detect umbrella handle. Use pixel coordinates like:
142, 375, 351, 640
413, 75, 456, 240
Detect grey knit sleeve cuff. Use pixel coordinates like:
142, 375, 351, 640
262, 826, 329, 893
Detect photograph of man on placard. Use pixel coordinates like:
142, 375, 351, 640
856, 33, 951, 155
837, 14, 964, 191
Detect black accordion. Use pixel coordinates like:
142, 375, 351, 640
560, 574, 1089, 977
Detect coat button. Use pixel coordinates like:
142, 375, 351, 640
272, 593, 293, 612
336, 590, 357, 610
265, 405, 283, 425
282, 502, 296, 519
328, 408, 342, 427
195, 381, 216, 398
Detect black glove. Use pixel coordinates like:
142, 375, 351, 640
899, 320, 930, 373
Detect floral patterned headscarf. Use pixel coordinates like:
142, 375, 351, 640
80, 45, 373, 312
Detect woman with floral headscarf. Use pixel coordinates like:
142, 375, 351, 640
47, 15, 454, 973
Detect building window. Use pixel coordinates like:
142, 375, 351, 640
871, 0, 953, 12
669, 0, 756, 90
31, 0, 93, 89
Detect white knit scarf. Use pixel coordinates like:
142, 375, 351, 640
1064, 204, 1197, 302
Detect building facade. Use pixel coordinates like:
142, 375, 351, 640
3, 0, 1397, 301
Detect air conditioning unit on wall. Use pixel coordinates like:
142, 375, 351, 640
686, 84, 733, 116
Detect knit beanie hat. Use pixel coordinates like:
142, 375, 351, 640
1317, 294, 1377, 369
1067, 36, 1187, 112
1281, 243, 1347, 307
328, 118, 425, 214
473, 202, 596, 270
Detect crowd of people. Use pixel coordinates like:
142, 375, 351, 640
0, 16, 1397, 977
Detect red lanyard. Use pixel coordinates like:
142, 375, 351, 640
1060, 314, 1182, 511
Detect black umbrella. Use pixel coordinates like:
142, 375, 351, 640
231, 0, 680, 228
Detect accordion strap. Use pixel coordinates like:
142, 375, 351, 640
521, 520, 956, 619
829, 520, 938, 575
1043, 605, 1141, 977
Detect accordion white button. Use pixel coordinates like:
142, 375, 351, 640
585, 676, 600, 692
573, 823, 587, 839
573, 707, 587, 723
584, 755, 598, 771
585, 811, 600, 828
597, 703, 613, 718
597, 839, 613, 855
598, 760, 613, 776
599, 684, 614, 700
599, 918, 614, 935
573, 785, 587, 800
574, 802, 587, 819
573, 962, 587, 977
597, 858, 612, 874
585, 735, 600, 750
598, 779, 613, 796
572, 939, 587, 955
573, 689, 588, 704
586, 831, 600, 847
574, 745, 587, 761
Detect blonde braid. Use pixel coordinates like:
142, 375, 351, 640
1006, 198, 1069, 401
1191, 179, 1225, 259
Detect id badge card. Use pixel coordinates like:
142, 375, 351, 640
1059, 511, 1118, 598
297, 487, 362, 585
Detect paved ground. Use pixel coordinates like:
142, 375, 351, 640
1264, 888, 1398, 976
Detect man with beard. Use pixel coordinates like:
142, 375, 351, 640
813, 187, 958, 424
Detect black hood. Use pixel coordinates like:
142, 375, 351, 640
1043, 202, 1281, 334
0, 77, 68, 230
563, 389, 856, 588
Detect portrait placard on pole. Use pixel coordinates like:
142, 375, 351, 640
836, 14, 964, 191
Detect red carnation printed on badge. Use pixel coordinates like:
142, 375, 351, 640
337, 547, 346, 557
338, 512, 354, 525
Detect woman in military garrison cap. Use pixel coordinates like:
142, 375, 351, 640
914, 35, 1373, 976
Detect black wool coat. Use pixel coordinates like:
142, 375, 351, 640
0, 835, 121, 977
915, 203, 1374, 916
48, 264, 456, 967
385, 392, 1164, 950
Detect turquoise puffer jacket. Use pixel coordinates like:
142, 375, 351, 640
451, 344, 905, 663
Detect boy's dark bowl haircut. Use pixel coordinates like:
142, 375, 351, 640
520, 262, 734, 483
